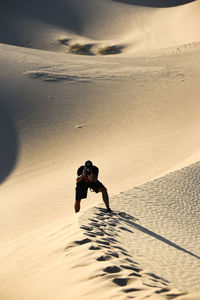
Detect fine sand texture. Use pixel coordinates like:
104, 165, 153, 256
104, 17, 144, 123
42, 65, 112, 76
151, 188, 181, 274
79, 162, 200, 298
1, 0, 200, 299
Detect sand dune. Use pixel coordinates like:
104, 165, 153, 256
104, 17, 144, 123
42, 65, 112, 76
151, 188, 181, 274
0, 0, 200, 54
1, 0, 200, 299
113, 0, 196, 7
1, 163, 200, 300
80, 162, 200, 294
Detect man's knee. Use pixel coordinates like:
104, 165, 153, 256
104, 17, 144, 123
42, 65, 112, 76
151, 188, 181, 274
99, 187, 107, 194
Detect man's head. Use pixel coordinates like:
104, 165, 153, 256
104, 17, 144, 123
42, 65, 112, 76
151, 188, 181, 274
84, 160, 93, 175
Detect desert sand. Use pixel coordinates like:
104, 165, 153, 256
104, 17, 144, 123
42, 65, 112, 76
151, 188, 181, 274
0, 0, 200, 299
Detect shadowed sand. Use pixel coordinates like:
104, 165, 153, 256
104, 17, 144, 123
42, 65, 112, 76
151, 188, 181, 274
0, 0, 200, 54
112, 0, 196, 8
0, 105, 18, 183
118, 215, 200, 260
79, 162, 200, 297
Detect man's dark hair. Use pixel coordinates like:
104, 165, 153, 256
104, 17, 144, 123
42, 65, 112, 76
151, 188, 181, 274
85, 160, 93, 168
85, 160, 93, 175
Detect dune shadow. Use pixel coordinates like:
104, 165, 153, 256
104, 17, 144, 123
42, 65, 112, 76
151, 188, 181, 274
0, 105, 18, 184
0, 0, 197, 49
117, 212, 200, 260
95, 207, 200, 260
112, 0, 196, 7
1, 0, 83, 35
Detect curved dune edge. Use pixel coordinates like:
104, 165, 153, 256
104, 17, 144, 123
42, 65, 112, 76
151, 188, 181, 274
0, 1, 200, 55
1, 36, 200, 239
74, 161, 200, 299
1, 163, 199, 300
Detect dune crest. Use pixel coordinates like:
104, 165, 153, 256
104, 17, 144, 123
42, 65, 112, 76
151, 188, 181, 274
78, 162, 200, 298
112, 0, 196, 8
0, 1, 200, 54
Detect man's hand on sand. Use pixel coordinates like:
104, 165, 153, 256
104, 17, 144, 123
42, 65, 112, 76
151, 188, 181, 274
107, 207, 112, 213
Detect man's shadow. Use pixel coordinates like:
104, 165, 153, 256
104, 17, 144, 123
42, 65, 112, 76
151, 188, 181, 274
0, 105, 18, 184
97, 207, 200, 260
112, 0, 196, 7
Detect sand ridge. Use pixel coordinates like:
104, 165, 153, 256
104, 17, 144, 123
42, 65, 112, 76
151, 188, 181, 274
1, 0, 200, 55
78, 162, 200, 298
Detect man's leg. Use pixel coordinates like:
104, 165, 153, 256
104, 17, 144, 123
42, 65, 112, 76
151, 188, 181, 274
75, 199, 81, 213
75, 182, 88, 213
98, 187, 111, 211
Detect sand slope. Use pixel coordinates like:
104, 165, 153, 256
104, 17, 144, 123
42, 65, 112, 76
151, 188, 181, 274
80, 162, 200, 296
0, 42, 200, 240
1, 163, 200, 300
0, 0, 200, 54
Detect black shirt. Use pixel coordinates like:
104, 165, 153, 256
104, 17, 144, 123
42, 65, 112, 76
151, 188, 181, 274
77, 165, 99, 177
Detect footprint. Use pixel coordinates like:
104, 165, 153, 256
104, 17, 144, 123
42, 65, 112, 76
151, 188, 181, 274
124, 258, 139, 265
89, 223, 101, 228
102, 237, 117, 243
84, 232, 96, 238
93, 231, 104, 237
120, 265, 142, 273
99, 245, 110, 249
112, 278, 130, 287
89, 245, 101, 250
96, 240, 110, 246
97, 207, 108, 213
107, 222, 117, 227
166, 294, 186, 299
104, 231, 118, 238
145, 273, 170, 283
98, 223, 107, 227
88, 218, 98, 223
105, 251, 119, 258
97, 255, 112, 261
121, 251, 132, 257
156, 288, 170, 294
113, 246, 127, 251
80, 225, 93, 231
143, 283, 161, 288
103, 266, 121, 273
94, 213, 105, 218
129, 272, 142, 278
74, 238, 91, 245
119, 226, 133, 233
123, 288, 142, 293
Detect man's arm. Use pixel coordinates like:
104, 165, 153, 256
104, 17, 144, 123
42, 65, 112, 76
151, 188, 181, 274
76, 168, 87, 183
90, 166, 98, 182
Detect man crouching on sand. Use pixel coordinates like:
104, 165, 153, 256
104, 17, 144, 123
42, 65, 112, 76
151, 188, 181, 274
75, 160, 111, 213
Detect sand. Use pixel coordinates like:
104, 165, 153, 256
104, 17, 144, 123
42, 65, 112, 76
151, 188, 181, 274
0, 0, 200, 299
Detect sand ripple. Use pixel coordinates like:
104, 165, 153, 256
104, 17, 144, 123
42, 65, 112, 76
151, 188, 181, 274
80, 162, 200, 295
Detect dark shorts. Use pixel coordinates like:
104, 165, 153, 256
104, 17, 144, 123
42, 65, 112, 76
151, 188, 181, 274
75, 180, 105, 200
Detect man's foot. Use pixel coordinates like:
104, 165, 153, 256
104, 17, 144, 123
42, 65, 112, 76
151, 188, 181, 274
106, 207, 112, 213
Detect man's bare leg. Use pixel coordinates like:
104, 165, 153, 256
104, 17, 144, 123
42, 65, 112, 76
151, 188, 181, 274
75, 199, 81, 213
99, 188, 111, 212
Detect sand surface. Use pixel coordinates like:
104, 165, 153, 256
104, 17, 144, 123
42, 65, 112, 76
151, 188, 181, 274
0, 0, 200, 299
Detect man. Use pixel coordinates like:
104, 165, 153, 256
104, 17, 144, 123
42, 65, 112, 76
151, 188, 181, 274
75, 160, 112, 213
